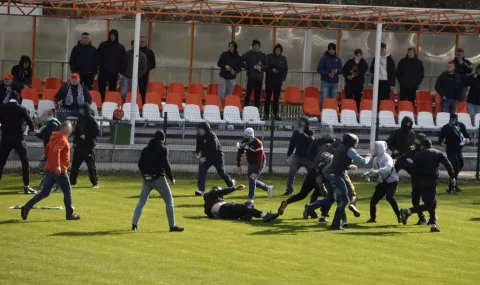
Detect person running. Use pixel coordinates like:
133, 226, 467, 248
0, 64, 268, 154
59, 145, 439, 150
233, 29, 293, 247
386, 116, 416, 159
195, 122, 235, 196
35, 110, 61, 190
21, 121, 81, 221
366, 141, 400, 223
132, 131, 183, 232
236, 128, 273, 203
203, 184, 279, 222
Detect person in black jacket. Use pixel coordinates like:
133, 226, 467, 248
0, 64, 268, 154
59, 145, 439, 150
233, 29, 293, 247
464, 65, 480, 118
396, 46, 424, 103
96, 29, 126, 101
203, 185, 279, 222
217, 41, 242, 106
241, 39, 268, 108
435, 61, 463, 114
0, 73, 23, 104
35, 110, 61, 190
343, 49, 368, 110
139, 36, 156, 104
370, 42, 396, 103
55, 73, 92, 122
400, 139, 456, 232
69, 104, 100, 188
69, 33, 98, 91
454, 48, 473, 102
439, 113, 470, 193
284, 116, 314, 196
386, 116, 416, 159
0, 99, 36, 194
11, 55, 33, 88
132, 131, 183, 232
265, 44, 288, 120
195, 122, 234, 196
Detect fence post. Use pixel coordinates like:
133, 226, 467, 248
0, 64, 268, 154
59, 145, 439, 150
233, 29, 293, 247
163, 112, 168, 143
375, 117, 380, 142
268, 118, 275, 174
476, 124, 480, 181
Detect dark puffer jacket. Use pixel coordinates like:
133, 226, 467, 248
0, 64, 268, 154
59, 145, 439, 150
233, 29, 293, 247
266, 44, 288, 84
195, 122, 224, 163
241, 46, 268, 82
97, 29, 126, 74
386, 116, 416, 158
11, 56, 33, 87
69, 41, 98, 74
396, 55, 424, 90
217, 41, 243, 80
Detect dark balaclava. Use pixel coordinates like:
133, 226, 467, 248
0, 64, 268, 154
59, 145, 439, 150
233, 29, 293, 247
414, 133, 427, 150
449, 113, 458, 126
154, 130, 166, 141
400, 116, 413, 133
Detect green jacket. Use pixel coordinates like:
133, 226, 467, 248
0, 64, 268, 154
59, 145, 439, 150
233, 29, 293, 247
123, 49, 148, 79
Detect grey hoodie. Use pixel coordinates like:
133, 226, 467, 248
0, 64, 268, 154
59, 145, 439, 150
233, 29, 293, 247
373, 141, 398, 183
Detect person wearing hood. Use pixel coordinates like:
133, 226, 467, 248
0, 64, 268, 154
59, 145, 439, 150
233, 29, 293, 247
139, 36, 156, 104
236, 128, 274, 203
396, 46, 424, 103
317, 43, 343, 108
366, 141, 400, 224
69, 32, 98, 90
133, 130, 183, 232
386, 116, 416, 159
217, 41, 243, 106
0, 73, 23, 105
265, 43, 288, 120
55, 73, 92, 122
203, 185, 279, 222
400, 139, 456, 232
35, 109, 61, 190
241, 39, 268, 108
195, 122, 234, 196
343, 49, 368, 110
454, 48, 473, 102
69, 103, 100, 188
435, 61, 463, 113
0, 98, 36, 194
120, 40, 148, 103
22, 121, 81, 221
439, 113, 470, 193
11, 55, 33, 88
370, 42, 396, 103
284, 116, 314, 196
97, 29, 126, 101
464, 65, 480, 118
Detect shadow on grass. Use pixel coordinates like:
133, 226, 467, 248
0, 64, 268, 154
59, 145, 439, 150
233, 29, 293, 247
470, 217, 480, 221
339, 231, 407, 236
183, 215, 211, 220
0, 190, 23, 196
0, 219, 58, 224
176, 203, 203, 208
49, 230, 136, 237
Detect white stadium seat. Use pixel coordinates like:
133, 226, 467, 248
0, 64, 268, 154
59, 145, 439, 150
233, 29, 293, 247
163, 104, 185, 123
321, 109, 343, 126
398, 111, 417, 128
243, 106, 265, 126
474, 113, 480, 128
224, 106, 244, 125
21, 99, 36, 114
142, 103, 162, 122
204, 105, 225, 124
340, 109, 360, 127
416, 111, 436, 129
457, 113, 475, 130
122, 103, 145, 122
101, 102, 117, 120
359, 110, 372, 127
378, 111, 398, 128
90, 102, 102, 120
184, 104, 204, 123
38, 100, 55, 118
435, 112, 450, 127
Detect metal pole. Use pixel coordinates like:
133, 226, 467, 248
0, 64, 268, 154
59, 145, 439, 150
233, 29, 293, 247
476, 125, 480, 181
369, 22, 383, 152
268, 118, 275, 174
129, 12, 142, 145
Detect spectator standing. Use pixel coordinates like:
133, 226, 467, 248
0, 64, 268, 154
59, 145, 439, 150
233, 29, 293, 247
453, 48, 473, 102
317, 43, 343, 109
241, 39, 268, 108
139, 36, 156, 104
11, 55, 33, 88
97, 29, 126, 102
217, 41, 242, 106
120, 40, 148, 103
435, 61, 463, 114
69, 32, 98, 91
370, 42, 396, 103
0, 73, 22, 104
265, 43, 288, 120
396, 46, 424, 103
55, 73, 92, 122
464, 65, 480, 118
343, 49, 368, 110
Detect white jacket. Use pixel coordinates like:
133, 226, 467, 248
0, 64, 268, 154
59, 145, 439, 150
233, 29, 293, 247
373, 141, 399, 183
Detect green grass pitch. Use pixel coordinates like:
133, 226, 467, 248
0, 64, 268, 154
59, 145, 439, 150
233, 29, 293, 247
0, 174, 479, 285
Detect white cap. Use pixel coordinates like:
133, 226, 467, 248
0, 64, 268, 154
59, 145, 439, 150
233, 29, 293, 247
244, 127, 254, 137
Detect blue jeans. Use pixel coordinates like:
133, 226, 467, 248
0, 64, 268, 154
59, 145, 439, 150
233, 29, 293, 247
321, 82, 338, 109
467, 103, 480, 118
441, 98, 457, 114
247, 163, 268, 200
197, 157, 233, 193
24, 171, 74, 218
120, 77, 132, 103
459, 87, 468, 102
327, 174, 350, 227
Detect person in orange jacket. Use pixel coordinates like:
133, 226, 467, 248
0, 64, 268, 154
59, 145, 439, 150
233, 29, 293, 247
21, 121, 81, 221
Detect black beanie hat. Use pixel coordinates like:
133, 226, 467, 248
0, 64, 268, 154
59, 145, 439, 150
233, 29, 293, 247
154, 130, 166, 141
252, 39, 261, 47
328, 43, 337, 51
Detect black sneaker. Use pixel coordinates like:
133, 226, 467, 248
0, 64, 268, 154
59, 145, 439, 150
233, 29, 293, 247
194, 190, 204, 197
24, 186, 37, 194
319, 216, 329, 223
329, 225, 345, 231
170, 226, 184, 232
427, 220, 436, 226
309, 212, 319, 219
263, 213, 280, 223
302, 204, 310, 219
430, 225, 441, 232
281, 191, 293, 196
278, 200, 288, 216
131, 224, 138, 231
455, 186, 462, 193
415, 218, 427, 225
348, 204, 361, 218
366, 218, 376, 223
21, 206, 29, 220
66, 214, 81, 220
446, 188, 456, 194
400, 209, 410, 225
342, 222, 349, 228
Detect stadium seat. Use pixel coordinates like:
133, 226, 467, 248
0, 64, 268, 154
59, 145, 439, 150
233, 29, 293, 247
105, 91, 122, 106
416, 111, 436, 129
21, 99, 36, 114
22, 88, 39, 106
89, 90, 103, 107
322, 109, 343, 126
93, 80, 98, 91
435, 112, 450, 127
232, 85, 243, 98
225, 95, 242, 112
359, 110, 373, 127
416, 90, 432, 103
243, 106, 265, 126
203, 105, 225, 124
205, 95, 223, 112
378, 110, 398, 128
340, 109, 360, 127
304, 87, 319, 99
457, 102, 468, 114
416, 101, 432, 113
38, 100, 55, 118
163, 103, 185, 123
224, 106, 244, 125
362, 89, 373, 100
434, 93, 442, 114
207, 83, 219, 95
285, 86, 302, 104
322, 98, 339, 114
145, 92, 163, 110
166, 93, 184, 112
457, 113, 475, 130
101, 102, 117, 120
341, 99, 358, 115
149, 82, 166, 99
398, 111, 416, 128
186, 94, 204, 111
142, 103, 162, 122
188, 83, 205, 97
379, 100, 397, 116
398, 100, 414, 113
360, 99, 372, 111
474, 113, 480, 128
42, 89, 57, 102
184, 104, 204, 123
90, 102, 101, 120
303, 97, 321, 117
168, 82, 185, 95
32, 77, 43, 91
126, 92, 143, 109
122, 103, 144, 122
45, 77, 62, 90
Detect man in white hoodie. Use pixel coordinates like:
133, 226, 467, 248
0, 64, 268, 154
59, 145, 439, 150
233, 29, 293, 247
367, 141, 401, 223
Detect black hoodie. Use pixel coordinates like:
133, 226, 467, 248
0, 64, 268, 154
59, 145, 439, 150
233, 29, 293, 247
413, 140, 455, 180
203, 187, 237, 218
464, 73, 480, 105
396, 54, 424, 90
266, 44, 288, 83
97, 29, 126, 74
195, 122, 224, 163
241, 43, 268, 82
73, 104, 100, 148
343, 57, 368, 88
287, 116, 315, 158
11, 56, 32, 87
217, 41, 243, 80
435, 71, 463, 100
69, 41, 98, 74
0, 101, 34, 142
454, 57, 473, 77
386, 116, 416, 158
138, 139, 174, 182
439, 116, 470, 152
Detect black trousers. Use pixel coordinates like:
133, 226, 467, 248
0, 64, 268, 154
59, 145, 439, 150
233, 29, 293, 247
378, 80, 391, 106
264, 82, 282, 116
69, 146, 98, 186
446, 149, 464, 189
345, 83, 363, 110
218, 203, 263, 219
409, 179, 437, 224
138, 75, 149, 105
370, 181, 400, 219
98, 71, 118, 102
245, 80, 262, 108
287, 168, 329, 216
399, 87, 417, 103
410, 176, 425, 219
0, 140, 29, 186
79, 73, 95, 91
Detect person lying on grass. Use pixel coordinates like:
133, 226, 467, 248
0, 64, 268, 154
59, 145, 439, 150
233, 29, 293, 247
203, 184, 279, 222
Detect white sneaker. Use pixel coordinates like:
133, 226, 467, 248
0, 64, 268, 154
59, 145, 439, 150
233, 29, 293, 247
267, 185, 274, 198
91, 184, 99, 189
246, 199, 254, 205
231, 179, 236, 187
